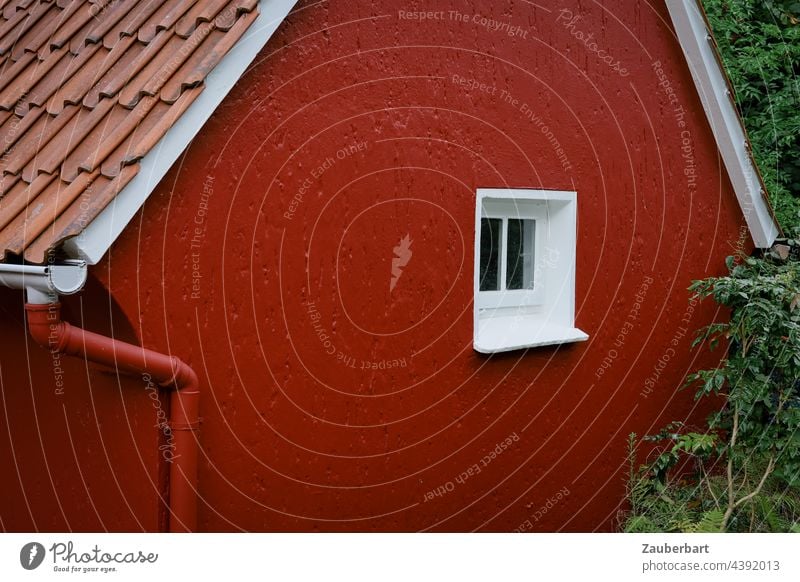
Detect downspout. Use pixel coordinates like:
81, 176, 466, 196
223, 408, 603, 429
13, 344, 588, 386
0, 261, 200, 532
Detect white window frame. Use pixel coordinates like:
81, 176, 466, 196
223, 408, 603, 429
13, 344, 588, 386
478, 199, 546, 309
474, 188, 588, 353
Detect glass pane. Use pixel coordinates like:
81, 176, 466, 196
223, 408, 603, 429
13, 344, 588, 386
506, 219, 535, 290
479, 218, 502, 291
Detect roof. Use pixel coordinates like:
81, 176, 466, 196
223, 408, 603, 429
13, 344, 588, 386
0, 0, 271, 264
66, 0, 296, 265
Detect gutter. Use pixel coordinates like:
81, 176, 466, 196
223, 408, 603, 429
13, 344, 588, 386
1, 265, 200, 533
0, 260, 87, 304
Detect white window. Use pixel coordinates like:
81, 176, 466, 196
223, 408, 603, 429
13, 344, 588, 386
474, 189, 588, 353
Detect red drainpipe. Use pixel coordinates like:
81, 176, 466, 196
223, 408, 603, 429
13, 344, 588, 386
25, 302, 199, 533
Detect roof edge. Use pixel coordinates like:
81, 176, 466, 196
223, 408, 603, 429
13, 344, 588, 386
64, 0, 298, 265
665, 0, 780, 248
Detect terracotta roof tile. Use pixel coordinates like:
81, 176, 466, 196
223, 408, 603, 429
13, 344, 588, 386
117, 32, 187, 108
25, 165, 139, 263
0, 173, 55, 233
175, 0, 229, 38
138, 0, 194, 44
101, 85, 203, 176
5, 104, 80, 175
0, 6, 30, 50
0, 169, 96, 255
102, 0, 163, 49
41, 2, 93, 55
0, 0, 261, 263
46, 46, 108, 113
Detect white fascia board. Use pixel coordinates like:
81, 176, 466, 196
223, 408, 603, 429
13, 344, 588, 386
65, 0, 298, 265
666, 0, 779, 248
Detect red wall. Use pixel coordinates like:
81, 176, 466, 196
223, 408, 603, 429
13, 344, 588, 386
2, 0, 749, 531
0, 280, 162, 531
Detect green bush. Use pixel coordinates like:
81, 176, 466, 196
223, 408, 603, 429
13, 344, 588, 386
624, 1, 800, 534
622, 239, 800, 532
702, 0, 800, 231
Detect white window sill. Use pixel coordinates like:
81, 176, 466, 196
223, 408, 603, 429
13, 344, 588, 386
474, 315, 589, 353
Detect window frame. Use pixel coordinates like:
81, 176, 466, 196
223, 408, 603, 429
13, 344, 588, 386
473, 188, 588, 353
477, 199, 546, 309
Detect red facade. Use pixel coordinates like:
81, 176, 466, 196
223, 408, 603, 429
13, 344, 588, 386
1, 0, 749, 531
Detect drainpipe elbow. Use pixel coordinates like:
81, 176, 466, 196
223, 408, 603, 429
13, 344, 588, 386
24, 299, 200, 532
168, 357, 200, 432
169, 356, 200, 392
25, 303, 69, 352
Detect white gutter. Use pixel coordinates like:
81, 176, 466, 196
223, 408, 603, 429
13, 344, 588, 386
0, 260, 88, 304
666, 0, 780, 248
64, 0, 298, 264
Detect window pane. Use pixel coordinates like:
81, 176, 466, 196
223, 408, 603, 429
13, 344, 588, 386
506, 219, 535, 290
479, 218, 502, 291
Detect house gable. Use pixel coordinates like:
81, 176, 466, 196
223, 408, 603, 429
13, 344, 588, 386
0, 0, 780, 268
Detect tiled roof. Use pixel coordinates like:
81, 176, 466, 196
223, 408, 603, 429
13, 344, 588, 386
0, 0, 260, 264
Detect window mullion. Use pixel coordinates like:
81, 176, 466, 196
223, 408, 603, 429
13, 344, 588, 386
499, 217, 508, 291
526, 219, 536, 289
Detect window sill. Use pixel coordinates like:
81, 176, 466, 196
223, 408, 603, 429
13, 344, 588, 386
474, 315, 589, 353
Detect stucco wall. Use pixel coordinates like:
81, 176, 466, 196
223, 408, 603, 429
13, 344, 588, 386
2, 0, 749, 531
0, 280, 162, 531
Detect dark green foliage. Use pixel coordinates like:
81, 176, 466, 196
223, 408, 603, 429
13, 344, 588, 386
702, 0, 800, 231
688, 239, 800, 492
621, 5, 800, 531
622, 240, 800, 532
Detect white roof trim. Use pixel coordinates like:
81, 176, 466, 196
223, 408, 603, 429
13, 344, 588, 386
666, 0, 779, 248
64, 0, 298, 265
